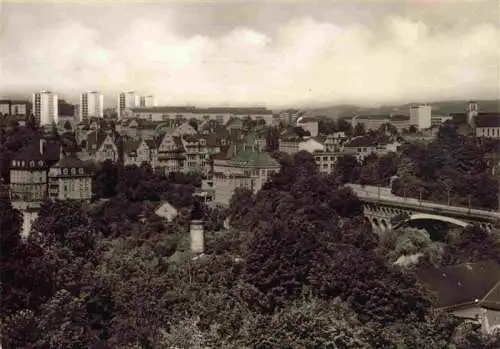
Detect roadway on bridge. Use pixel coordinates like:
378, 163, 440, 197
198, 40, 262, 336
345, 183, 500, 221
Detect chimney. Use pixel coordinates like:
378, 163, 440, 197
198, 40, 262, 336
190, 219, 204, 254
39, 139, 46, 155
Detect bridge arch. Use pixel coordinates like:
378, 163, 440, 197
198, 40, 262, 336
408, 213, 470, 228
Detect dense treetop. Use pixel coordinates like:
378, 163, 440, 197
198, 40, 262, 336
1, 122, 500, 348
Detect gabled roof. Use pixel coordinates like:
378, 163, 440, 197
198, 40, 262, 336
356, 114, 391, 120
480, 282, 500, 311
199, 119, 220, 131
130, 106, 197, 113
416, 260, 500, 310
145, 138, 161, 150
182, 134, 199, 143
51, 152, 90, 168
173, 136, 185, 151
13, 138, 61, 163
227, 149, 280, 168
123, 139, 142, 155
86, 130, 109, 150
344, 135, 377, 147
475, 113, 500, 128
225, 117, 243, 128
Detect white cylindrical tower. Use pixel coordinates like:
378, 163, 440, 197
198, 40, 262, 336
190, 219, 204, 254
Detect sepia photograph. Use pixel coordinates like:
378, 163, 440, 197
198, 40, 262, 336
0, 0, 499, 348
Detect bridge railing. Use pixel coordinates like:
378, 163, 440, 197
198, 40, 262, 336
345, 184, 500, 220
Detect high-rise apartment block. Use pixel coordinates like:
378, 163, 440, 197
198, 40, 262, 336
409, 104, 432, 130
32, 91, 58, 125
117, 91, 139, 119
140, 95, 156, 107
79, 91, 104, 121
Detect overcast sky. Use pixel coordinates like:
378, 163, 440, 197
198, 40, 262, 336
0, 0, 498, 108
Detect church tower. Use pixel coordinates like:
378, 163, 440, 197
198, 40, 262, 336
467, 101, 478, 128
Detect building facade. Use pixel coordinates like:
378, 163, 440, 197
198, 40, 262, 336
212, 147, 280, 206
117, 91, 139, 119
32, 91, 58, 125
409, 104, 432, 130
48, 154, 93, 201
126, 106, 274, 125
80, 91, 104, 121
0, 100, 30, 116
140, 95, 156, 107
475, 113, 500, 139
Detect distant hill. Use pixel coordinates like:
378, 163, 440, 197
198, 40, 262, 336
305, 100, 500, 119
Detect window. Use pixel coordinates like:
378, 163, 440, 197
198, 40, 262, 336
79, 168, 84, 174
63, 168, 68, 175
38, 160, 44, 166
71, 168, 76, 175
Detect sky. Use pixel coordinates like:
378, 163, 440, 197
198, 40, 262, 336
0, 0, 498, 108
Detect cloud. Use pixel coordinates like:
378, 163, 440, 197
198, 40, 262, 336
0, 14, 498, 107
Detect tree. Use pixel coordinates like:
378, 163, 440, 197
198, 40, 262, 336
33, 200, 89, 244
188, 118, 199, 131
265, 126, 280, 152
334, 154, 360, 184
337, 118, 353, 135
228, 187, 254, 228
93, 160, 119, 199
353, 122, 366, 136
318, 118, 337, 135
63, 120, 73, 131
241, 296, 372, 348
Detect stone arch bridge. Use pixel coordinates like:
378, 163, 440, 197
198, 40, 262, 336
345, 184, 500, 233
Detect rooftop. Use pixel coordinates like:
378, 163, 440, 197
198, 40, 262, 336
416, 260, 500, 310
51, 152, 90, 169
129, 106, 273, 115
227, 149, 280, 168
475, 113, 500, 128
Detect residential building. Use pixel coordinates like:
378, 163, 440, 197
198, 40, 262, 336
480, 282, 500, 334
475, 113, 500, 139
123, 139, 156, 167
126, 106, 274, 125
181, 134, 210, 174
313, 151, 345, 175
343, 134, 395, 160
48, 153, 93, 201
279, 136, 301, 154
140, 95, 156, 107
323, 132, 348, 151
117, 91, 140, 119
0, 100, 30, 116
80, 91, 104, 121
431, 115, 453, 127
83, 129, 122, 162
10, 138, 60, 203
351, 114, 410, 133
115, 118, 160, 140
409, 104, 432, 130
32, 90, 58, 125
212, 146, 280, 206
156, 133, 186, 174
416, 261, 500, 334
